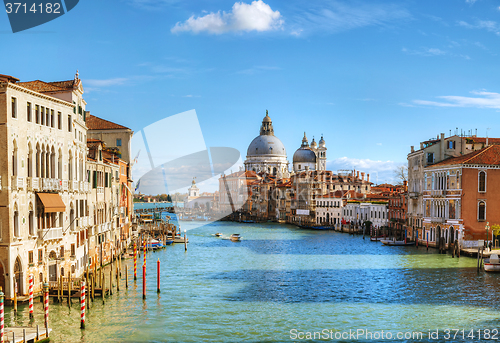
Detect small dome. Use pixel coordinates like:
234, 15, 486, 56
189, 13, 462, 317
310, 137, 317, 148
293, 147, 316, 163
319, 135, 325, 147
247, 135, 287, 157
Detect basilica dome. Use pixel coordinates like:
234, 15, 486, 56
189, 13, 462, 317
293, 147, 316, 163
247, 135, 286, 157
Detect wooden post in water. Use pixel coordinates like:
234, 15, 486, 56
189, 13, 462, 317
125, 266, 128, 289
142, 264, 146, 300
477, 246, 481, 272
157, 259, 160, 294
184, 230, 187, 251
101, 272, 105, 304
109, 268, 113, 296
117, 263, 120, 292
44, 282, 49, 331
13, 280, 17, 314
68, 274, 72, 305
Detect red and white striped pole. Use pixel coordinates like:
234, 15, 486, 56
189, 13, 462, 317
43, 282, 49, 330
0, 287, 4, 343
28, 274, 34, 319
133, 242, 137, 280
143, 239, 146, 266
142, 264, 146, 300
80, 281, 85, 329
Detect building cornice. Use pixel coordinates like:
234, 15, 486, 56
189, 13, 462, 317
1, 82, 74, 107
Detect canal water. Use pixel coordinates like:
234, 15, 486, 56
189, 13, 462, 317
6, 222, 500, 342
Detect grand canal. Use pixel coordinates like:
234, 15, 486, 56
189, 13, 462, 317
6, 221, 500, 342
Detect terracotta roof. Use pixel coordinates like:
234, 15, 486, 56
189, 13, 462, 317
466, 137, 500, 145
17, 79, 79, 93
431, 145, 500, 167
86, 114, 130, 130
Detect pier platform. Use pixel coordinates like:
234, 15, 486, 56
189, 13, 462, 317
4, 326, 51, 342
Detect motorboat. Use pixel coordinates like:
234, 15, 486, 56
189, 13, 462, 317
381, 240, 415, 246
485, 253, 500, 272
215, 233, 222, 237
230, 234, 241, 242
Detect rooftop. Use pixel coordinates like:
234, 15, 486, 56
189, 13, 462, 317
431, 144, 500, 167
86, 114, 130, 131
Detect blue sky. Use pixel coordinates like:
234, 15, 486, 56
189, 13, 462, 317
2, 0, 500, 188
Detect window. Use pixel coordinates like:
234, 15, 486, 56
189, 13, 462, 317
58, 112, 62, 129
27, 102, 32, 122
11, 97, 17, 118
479, 171, 486, 192
116, 138, 122, 147
38, 249, 43, 263
41, 106, 45, 125
45, 108, 49, 126
68, 115, 72, 132
427, 152, 434, 164
478, 201, 486, 221
29, 251, 34, 264
35, 105, 40, 124
51, 109, 54, 128
71, 244, 76, 257
447, 140, 456, 149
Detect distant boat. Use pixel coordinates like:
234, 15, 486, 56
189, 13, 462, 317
297, 225, 331, 230
215, 233, 222, 237
370, 236, 386, 241
173, 235, 188, 243
485, 254, 500, 272
230, 234, 241, 242
381, 240, 415, 246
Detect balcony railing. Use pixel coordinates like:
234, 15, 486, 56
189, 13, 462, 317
38, 227, 63, 241
62, 180, 68, 191
11, 176, 24, 190
430, 190, 444, 197
73, 180, 79, 192
41, 178, 61, 191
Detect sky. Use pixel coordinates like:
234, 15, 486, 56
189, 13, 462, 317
2, 0, 500, 191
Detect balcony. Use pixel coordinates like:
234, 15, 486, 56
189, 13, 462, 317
62, 180, 68, 191
38, 227, 63, 241
42, 178, 61, 191
430, 190, 444, 197
27, 177, 40, 191
11, 176, 24, 190
72, 180, 79, 192
409, 191, 419, 199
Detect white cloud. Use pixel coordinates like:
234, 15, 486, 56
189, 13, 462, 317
411, 90, 500, 109
327, 157, 402, 185
290, 2, 410, 36
402, 47, 446, 56
83, 78, 128, 87
171, 0, 283, 34
458, 20, 500, 35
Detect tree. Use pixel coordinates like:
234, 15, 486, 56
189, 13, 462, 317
394, 165, 408, 185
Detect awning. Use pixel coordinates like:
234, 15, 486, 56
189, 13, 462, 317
37, 193, 66, 213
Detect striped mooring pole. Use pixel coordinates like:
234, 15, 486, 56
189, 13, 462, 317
43, 282, 49, 330
143, 239, 146, 266
80, 281, 85, 329
0, 287, 4, 343
142, 264, 146, 300
134, 242, 137, 280
29, 274, 34, 319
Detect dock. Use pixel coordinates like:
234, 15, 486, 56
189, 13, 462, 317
4, 326, 51, 343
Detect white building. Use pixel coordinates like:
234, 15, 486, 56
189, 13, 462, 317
292, 133, 327, 173
343, 201, 388, 229
315, 194, 342, 226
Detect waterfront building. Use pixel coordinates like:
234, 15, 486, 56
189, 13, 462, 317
0, 73, 89, 298
184, 178, 217, 210
387, 183, 408, 239
218, 169, 260, 215
407, 132, 500, 246
343, 200, 388, 229
275, 178, 292, 223
86, 114, 134, 163
420, 144, 500, 249
315, 193, 343, 226
244, 111, 290, 178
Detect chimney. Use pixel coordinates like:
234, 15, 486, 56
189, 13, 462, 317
367, 174, 370, 182
357, 171, 360, 179
411, 146, 414, 153
361, 172, 365, 181
0, 74, 20, 83
441, 133, 445, 141
420, 142, 424, 149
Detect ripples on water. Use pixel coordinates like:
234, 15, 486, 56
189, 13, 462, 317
6, 222, 500, 342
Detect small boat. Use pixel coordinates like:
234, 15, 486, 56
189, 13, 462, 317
297, 225, 331, 230
381, 240, 415, 246
146, 239, 164, 250
215, 233, 222, 237
173, 235, 188, 243
230, 234, 241, 242
484, 254, 500, 272
370, 236, 386, 241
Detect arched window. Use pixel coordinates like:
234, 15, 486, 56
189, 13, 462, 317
478, 201, 486, 221
12, 140, 18, 176
28, 202, 35, 236
479, 171, 486, 192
